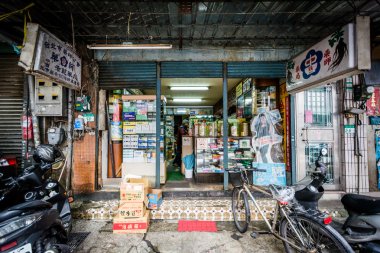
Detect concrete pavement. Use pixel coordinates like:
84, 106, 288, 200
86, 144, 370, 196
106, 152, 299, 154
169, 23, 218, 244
72, 219, 284, 253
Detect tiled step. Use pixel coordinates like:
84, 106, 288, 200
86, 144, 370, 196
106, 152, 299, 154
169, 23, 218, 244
72, 198, 276, 221
150, 199, 275, 221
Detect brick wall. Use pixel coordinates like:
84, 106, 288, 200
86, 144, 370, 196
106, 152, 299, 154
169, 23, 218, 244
73, 133, 96, 193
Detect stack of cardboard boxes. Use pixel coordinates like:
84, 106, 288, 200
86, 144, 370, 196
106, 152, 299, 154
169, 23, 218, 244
113, 176, 163, 234
113, 177, 150, 234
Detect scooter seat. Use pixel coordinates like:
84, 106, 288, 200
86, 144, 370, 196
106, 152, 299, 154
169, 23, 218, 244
0, 200, 52, 223
341, 194, 380, 214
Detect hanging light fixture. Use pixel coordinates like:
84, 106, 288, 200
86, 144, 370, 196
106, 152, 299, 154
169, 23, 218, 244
87, 43, 172, 50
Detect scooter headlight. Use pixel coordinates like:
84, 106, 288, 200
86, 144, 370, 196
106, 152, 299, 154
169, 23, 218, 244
0, 212, 43, 238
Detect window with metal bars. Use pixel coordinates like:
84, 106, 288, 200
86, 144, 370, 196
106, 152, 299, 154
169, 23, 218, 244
304, 87, 333, 127
305, 143, 334, 184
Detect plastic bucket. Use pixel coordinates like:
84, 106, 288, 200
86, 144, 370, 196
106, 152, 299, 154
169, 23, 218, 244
185, 169, 193, 179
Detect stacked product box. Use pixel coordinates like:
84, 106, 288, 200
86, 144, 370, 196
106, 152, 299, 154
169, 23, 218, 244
147, 189, 163, 210
113, 177, 150, 234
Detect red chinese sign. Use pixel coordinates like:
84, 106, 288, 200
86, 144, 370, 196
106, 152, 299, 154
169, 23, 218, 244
366, 87, 380, 116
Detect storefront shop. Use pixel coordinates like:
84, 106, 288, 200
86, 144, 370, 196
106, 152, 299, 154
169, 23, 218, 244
286, 16, 372, 193
97, 61, 288, 190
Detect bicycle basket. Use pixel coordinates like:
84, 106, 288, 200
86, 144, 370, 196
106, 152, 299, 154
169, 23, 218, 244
228, 170, 253, 187
269, 185, 295, 203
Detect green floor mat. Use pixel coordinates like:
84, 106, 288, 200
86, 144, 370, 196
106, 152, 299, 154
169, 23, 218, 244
167, 170, 185, 181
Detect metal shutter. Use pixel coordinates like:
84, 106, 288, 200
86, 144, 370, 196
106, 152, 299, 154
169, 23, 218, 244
227, 62, 286, 78
98, 61, 157, 89
161, 62, 223, 78
0, 55, 24, 164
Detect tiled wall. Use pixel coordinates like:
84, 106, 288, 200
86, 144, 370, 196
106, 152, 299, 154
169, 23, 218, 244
73, 134, 96, 193
339, 77, 369, 193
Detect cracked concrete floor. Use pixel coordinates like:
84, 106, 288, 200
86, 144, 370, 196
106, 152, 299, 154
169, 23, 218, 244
72, 219, 284, 253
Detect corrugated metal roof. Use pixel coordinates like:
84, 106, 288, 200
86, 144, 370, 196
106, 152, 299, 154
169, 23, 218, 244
1, 1, 379, 50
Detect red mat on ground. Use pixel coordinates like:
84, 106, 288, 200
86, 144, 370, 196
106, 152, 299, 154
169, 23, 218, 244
177, 220, 218, 232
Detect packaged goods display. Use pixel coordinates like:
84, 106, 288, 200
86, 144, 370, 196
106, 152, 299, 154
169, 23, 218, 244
147, 189, 163, 210
120, 96, 166, 183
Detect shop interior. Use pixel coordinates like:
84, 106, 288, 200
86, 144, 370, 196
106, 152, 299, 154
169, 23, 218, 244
106, 77, 287, 190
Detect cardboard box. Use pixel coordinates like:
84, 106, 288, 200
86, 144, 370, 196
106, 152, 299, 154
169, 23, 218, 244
147, 189, 162, 204
113, 212, 150, 234
120, 177, 149, 202
148, 198, 162, 210
118, 201, 147, 218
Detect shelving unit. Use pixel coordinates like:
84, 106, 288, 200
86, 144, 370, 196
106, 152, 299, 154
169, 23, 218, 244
121, 95, 167, 185
193, 136, 255, 183
165, 115, 174, 159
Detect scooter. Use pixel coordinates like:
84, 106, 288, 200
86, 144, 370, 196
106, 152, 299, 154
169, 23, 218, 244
294, 148, 380, 253
0, 145, 72, 253
0, 200, 69, 253
0, 152, 17, 179
0, 144, 72, 232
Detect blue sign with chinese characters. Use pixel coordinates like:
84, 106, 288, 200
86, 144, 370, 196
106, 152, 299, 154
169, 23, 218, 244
33, 30, 81, 90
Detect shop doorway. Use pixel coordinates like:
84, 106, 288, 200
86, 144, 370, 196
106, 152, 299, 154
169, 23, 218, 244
295, 85, 341, 190
157, 78, 240, 189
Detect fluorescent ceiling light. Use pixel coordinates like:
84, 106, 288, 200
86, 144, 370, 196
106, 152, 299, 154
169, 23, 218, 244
87, 44, 172, 50
173, 98, 202, 102
170, 86, 209, 91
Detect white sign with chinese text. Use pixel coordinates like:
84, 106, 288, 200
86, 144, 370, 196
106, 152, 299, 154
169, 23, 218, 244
286, 23, 357, 93
19, 23, 81, 90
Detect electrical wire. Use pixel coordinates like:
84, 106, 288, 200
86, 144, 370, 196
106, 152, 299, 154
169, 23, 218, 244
0, 3, 34, 22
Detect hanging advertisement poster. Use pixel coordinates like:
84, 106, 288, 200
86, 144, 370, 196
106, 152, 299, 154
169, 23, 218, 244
251, 109, 284, 164
251, 108, 286, 185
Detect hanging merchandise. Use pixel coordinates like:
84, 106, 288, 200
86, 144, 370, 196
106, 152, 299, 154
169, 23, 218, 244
111, 122, 123, 141
22, 115, 33, 140
75, 95, 91, 112
112, 98, 121, 122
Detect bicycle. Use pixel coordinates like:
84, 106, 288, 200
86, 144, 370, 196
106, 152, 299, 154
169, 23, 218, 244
226, 163, 354, 253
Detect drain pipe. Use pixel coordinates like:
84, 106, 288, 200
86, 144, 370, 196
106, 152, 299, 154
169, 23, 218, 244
65, 89, 74, 191
27, 75, 40, 146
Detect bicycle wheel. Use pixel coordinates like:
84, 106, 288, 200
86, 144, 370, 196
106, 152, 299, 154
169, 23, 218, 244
279, 214, 353, 253
231, 187, 250, 233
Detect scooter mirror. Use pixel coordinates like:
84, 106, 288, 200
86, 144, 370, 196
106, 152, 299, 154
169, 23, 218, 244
321, 148, 328, 156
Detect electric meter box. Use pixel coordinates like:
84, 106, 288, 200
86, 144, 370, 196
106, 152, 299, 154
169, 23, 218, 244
35, 78, 67, 116
47, 127, 65, 145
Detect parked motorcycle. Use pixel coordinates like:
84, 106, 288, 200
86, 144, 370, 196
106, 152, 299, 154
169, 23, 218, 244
0, 144, 72, 253
0, 152, 17, 179
294, 148, 380, 253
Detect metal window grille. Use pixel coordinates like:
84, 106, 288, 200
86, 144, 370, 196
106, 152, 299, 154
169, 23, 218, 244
305, 143, 334, 184
304, 87, 333, 127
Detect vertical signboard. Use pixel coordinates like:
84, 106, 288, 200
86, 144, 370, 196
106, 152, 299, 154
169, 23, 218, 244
19, 23, 81, 90
367, 87, 380, 116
